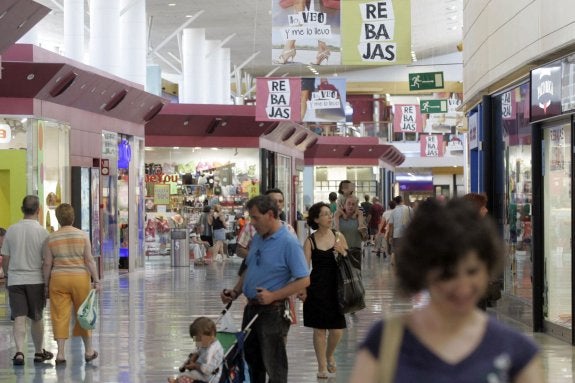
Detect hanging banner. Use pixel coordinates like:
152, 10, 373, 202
302, 77, 346, 122
341, 0, 411, 65
271, 0, 341, 65
393, 104, 423, 133
420, 135, 444, 157
255, 78, 302, 122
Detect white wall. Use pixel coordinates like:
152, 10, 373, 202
463, 0, 575, 105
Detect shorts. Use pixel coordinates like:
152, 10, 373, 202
8, 283, 46, 320
213, 228, 226, 241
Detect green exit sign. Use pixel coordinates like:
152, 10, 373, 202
420, 99, 448, 114
409, 72, 444, 91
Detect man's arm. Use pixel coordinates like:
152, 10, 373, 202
257, 276, 310, 304
2, 255, 9, 279
221, 272, 246, 303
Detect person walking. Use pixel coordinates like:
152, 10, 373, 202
42, 203, 100, 365
301, 202, 348, 379
211, 204, 226, 260
1, 195, 53, 366
0, 227, 5, 280
366, 197, 384, 250
349, 198, 543, 382
334, 195, 367, 269
221, 195, 310, 383
386, 195, 412, 267
198, 205, 214, 247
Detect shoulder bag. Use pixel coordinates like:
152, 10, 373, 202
336, 253, 366, 314
378, 316, 405, 383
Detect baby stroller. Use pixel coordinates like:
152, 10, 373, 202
210, 302, 259, 383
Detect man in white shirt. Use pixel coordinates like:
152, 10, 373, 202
1, 195, 53, 365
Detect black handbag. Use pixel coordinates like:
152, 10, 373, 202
336, 254, 366, 314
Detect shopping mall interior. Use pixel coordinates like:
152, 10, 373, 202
1, 0, 575, 381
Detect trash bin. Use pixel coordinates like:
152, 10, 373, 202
171, 228, 190, 267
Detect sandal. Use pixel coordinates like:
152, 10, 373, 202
85, 350, 98, 363
34, 349, 54, 363
327, 361, 337, 373
12, 352, 24, 366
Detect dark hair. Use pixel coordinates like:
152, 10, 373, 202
265, 188, 284, 198
396, 198, 503, 294
21, 195, 40, 215
246, 195, 279, 219
328, 192, 337, 202
388, 200, 396, 209
202, 205, 212, 213
338, 180, 352, 195
393, 195, 402, 204
306, 202, 330, 230
189, 317, 216, 337
0, 227, 5, 236
463, 192, 488, 210
55, 203, 75, 226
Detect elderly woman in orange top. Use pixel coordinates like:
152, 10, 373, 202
42, 203, 101, 365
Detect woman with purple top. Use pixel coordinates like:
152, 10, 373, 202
350, 198, 543, 383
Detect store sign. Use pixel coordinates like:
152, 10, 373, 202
393, 104, 422, 133
145, 173, 179, 183
420, 134, 444, 157
531, 61, 562, 122
0, 123, 11, 143
408, 72, 444, 91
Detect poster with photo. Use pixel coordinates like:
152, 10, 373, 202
272, 0, 341, 65
302, 77, 346, 122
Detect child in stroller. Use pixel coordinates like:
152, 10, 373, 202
168, 317, 224, 383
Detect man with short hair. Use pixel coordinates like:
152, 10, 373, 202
221, 195, 310, 383
386, 195, 412, 266
1, 195, 53, 365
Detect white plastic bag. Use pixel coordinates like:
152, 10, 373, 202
77, 289, 98, 330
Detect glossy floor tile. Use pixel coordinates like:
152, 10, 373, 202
0, 252, 574, 382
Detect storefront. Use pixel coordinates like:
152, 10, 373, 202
0, 44, 165, 278
0, 117, 70, 230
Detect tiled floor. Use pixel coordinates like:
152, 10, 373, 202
0, 252, 573, 382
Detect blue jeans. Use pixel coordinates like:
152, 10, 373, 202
242, 303, 291, 383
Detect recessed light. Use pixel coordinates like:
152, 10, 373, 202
173, 146, 180, 149
26, 74, 35, 80
168, 3, 176, 6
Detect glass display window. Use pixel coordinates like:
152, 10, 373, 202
493, 83, 533, 303
543, 122, 572, 330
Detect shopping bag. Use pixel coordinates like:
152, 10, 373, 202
77, 289, 98, 330
336, 255, 366, 314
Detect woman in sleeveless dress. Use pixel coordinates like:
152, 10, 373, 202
301, 202, 349, 379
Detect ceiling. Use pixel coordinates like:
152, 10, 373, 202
30, 0, 463, 80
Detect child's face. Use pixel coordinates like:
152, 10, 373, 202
194, 333, 215, 348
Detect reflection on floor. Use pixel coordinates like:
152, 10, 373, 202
0, 254, 574, 382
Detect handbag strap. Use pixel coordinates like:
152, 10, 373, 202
378, 316, 405, 383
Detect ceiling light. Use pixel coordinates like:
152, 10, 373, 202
446, 5, 456, 10
26, 74, 34, 80
168, 3, 176, 6
210, 147, 219, 150
185, 15, 193, 17
173, 146, 180, 149
21, 118, 27, 123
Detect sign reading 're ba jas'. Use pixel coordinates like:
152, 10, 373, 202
341, 0, 411, 65
255, 78, 302, 122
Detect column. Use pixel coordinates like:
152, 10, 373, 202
181, 28, 206, 103
204, 40, 219, 103
89, 0, 120, 76
146, 64, 162, 96
120, 0, 146, 85
219, 48, 231, 104
64, 0, 84, 62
